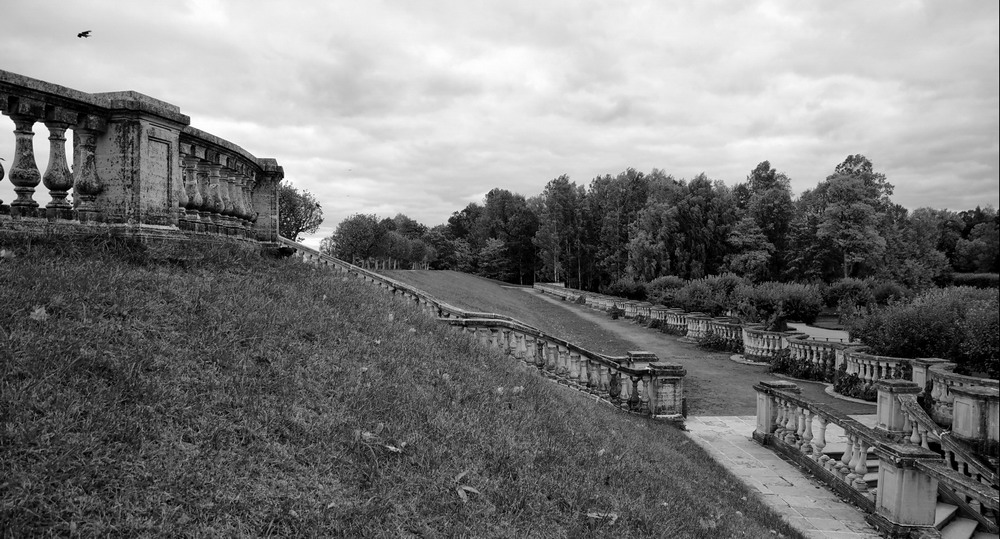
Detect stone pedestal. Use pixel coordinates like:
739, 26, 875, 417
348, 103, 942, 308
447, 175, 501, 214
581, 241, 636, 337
875, 380, 921, 436
872, 444, 940, 536
950, 385, 999, 443
647, 362, 686, 418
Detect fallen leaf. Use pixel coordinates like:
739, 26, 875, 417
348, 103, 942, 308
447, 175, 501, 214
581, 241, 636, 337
29, 306, 48, 322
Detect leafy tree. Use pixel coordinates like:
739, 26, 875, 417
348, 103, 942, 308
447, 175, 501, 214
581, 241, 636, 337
278, 184, 324, 241
331, 214, 386, 264
477, 238, 509, 280
725, 216, 774, 281
533, 175, 584, 284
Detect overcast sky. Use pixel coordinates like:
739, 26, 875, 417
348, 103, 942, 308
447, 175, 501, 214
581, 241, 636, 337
2, 0, 998, 248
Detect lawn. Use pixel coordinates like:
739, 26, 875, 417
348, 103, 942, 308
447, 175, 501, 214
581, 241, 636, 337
0, 236, 803, 537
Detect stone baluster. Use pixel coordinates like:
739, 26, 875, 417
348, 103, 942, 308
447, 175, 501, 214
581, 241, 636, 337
42, 112, 76, 220
772, 397, 787, 438
608, 371, 622, 404
800, 409, 814, 455
205, 157, 224, 232
524, 335, 536, 365
813, 416, 828, 462
783, 402, 799, 444
556, 345, 569, 377
546, 342, 559, 372
181, 154, 203, 231
221, 170, 237, 233
195, 163, 214, 231
627, 377, 641, 411
72, 117, 104, 222
6, 113, 42, 217
838, 435, 855, 478
845, 437, 862, 483
852, 439, 870, 492
577, 353, 589, 387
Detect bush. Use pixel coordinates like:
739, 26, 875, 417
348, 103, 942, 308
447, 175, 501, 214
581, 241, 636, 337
608, 306, 625, 320
646, 275, 686, 307
734, 282, 822, 329
848, 287, 999, 376
870, 280, 910, 305
824, 278, 873, 309
673, 274, 746, 316
601, 278, 647, 301
952, 273, 1000, 289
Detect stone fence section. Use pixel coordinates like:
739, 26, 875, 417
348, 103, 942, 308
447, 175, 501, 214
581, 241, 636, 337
1, 69, 283, 243
754, 379, 999, 538
280, 239, 688, 425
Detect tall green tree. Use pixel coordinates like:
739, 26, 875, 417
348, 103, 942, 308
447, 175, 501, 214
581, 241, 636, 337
330, 213, 386, 264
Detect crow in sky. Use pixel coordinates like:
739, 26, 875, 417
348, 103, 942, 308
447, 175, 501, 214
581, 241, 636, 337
77, 30, 91, 38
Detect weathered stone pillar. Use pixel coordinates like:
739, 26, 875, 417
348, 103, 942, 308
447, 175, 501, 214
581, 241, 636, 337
646, 362, 686, 418
753, 380, 800, 444
252, 158, 283, 242
93, 93, 188, 225
909, 358, 948, 393
950, 385, 999, 443
181, 152, 204, 231
875, 380, 921, 437
871, 445, 940, 536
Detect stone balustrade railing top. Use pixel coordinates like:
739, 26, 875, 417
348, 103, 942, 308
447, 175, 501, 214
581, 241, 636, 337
1, 69, 283, 243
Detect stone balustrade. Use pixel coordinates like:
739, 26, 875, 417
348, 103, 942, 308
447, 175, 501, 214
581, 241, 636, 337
742, 326, 803, 363
705, 317, 743, 349
682, 312, 711, 342
786, 336, 840, 382
0, 69, 282, 243
840, 350, 913, 386
753, 380, 974, 537
282, 240, 688, 425
661, 309, 687, 335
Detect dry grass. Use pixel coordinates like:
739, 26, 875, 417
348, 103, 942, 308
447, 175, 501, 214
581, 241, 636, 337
1, 236, 802, 538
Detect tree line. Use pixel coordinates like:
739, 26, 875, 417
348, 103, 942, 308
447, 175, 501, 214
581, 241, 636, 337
322, 155, 999, 290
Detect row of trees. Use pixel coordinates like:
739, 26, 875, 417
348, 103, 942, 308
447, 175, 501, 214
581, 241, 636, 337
323, 155, 998, 290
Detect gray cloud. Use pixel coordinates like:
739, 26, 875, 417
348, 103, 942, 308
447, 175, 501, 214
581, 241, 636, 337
1, 0, 996, 248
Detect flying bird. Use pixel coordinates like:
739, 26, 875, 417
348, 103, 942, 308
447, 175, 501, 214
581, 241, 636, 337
77, 30, 91, 38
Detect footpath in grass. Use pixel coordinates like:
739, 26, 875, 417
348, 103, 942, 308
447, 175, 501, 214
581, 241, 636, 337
1, 238, 804, 538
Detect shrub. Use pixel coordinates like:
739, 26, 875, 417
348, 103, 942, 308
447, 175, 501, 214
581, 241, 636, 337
646, 275, 686, 307
824, 278, 873, 309
952, 273, 1000, 289
848, 287, 999, 376
734, 282, 822, 329
673, 274, 746, 316
608, 306, 625, 320
601, 278, 647, 300
870, 280, 910, 305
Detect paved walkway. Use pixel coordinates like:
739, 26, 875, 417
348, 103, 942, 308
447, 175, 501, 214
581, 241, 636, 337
685, 416, 882, 539
526, 291, 884, 538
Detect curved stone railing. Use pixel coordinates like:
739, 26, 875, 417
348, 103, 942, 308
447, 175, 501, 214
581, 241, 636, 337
925, 361, 1000, 430
786, 336, 840, 382
841, 350, 913, 385
742, 326, 804, 362
755, 379, 1000, 537
283, 239, 688, 424
1, 69, 283, 242
706, 317, 744, 350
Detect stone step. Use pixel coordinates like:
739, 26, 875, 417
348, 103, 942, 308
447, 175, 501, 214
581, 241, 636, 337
941, 518, 980, 539
970, 531, 999, 539
935, 502, 959, 529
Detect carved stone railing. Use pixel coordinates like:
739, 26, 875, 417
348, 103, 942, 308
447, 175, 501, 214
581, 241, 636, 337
741, 326, 804, 363
705, 317, 744, 350
786, 336, 840, 382
1, 69, 282, 243
281, 239, 688, 425
661, 309, 687, 336
753, 379, 1000, 537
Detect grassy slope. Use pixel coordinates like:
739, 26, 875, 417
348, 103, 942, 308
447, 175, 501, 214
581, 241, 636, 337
0, 238, 802, 538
